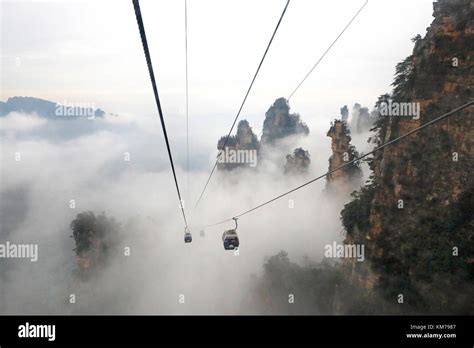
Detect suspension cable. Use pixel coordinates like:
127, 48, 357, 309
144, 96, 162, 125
288, 0, 368, 100
133, 0, 189, 228
194, 0, 291, 209
185, 0, 190, 203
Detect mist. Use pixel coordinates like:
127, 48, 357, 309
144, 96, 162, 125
0, 103, 367, 315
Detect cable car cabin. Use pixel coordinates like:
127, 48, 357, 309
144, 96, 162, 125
184, 231, 192, 243
222, 229, 239, 250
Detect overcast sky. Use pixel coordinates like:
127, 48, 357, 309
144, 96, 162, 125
1, 0, 434, 142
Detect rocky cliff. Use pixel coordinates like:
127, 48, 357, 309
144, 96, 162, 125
326, 120, 362, 194
261, 97, 309, 144
284, 147, 311, 174
217, 120, 260, 171
341, 0, 474, 314
217, 98, 310, 172
349, 103, 378, 134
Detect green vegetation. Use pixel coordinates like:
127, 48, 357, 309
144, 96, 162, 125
70, 211, 121, 275
341, 184, 376, 239
284, 147, 311, 174
246, 251, 345, 314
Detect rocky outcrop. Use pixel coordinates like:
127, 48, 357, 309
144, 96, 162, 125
216, 98, 310, 172
284, 148, 310, 174
70, 212, 120, 278
340, 0, 474, 314
217, 120, 260, 170
261, 98, 309, 144
340, 105, 349, 122
350, 103, 378, 133
326, 120, 362, 194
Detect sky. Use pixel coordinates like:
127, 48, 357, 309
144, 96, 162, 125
2, 0, 434, 145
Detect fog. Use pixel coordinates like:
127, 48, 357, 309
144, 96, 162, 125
0, 104, 371, 314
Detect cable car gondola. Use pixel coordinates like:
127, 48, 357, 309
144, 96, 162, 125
222, 218, 239, 250
184, 228, 192, 243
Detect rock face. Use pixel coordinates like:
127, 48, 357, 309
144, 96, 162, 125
326, 120, 362, 194
70, 212, 120, 278
350, 103, 377, 134
340, 105, 349, 122
284, 148, 310, 174
340, 0, 474, 314
261, 98, 309, 144
217, 120, 260, 171
216, 98, 310, 172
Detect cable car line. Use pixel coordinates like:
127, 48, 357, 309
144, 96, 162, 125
133, 0, 189, 229
205, 100, 474, 228
185, 0, 191, 204
287, 0, 368, 100
194, 0, 291, 209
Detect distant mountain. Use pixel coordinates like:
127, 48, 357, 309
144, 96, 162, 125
0, 96, 105, 118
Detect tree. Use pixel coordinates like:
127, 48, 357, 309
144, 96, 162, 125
70, 211, 121, 274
